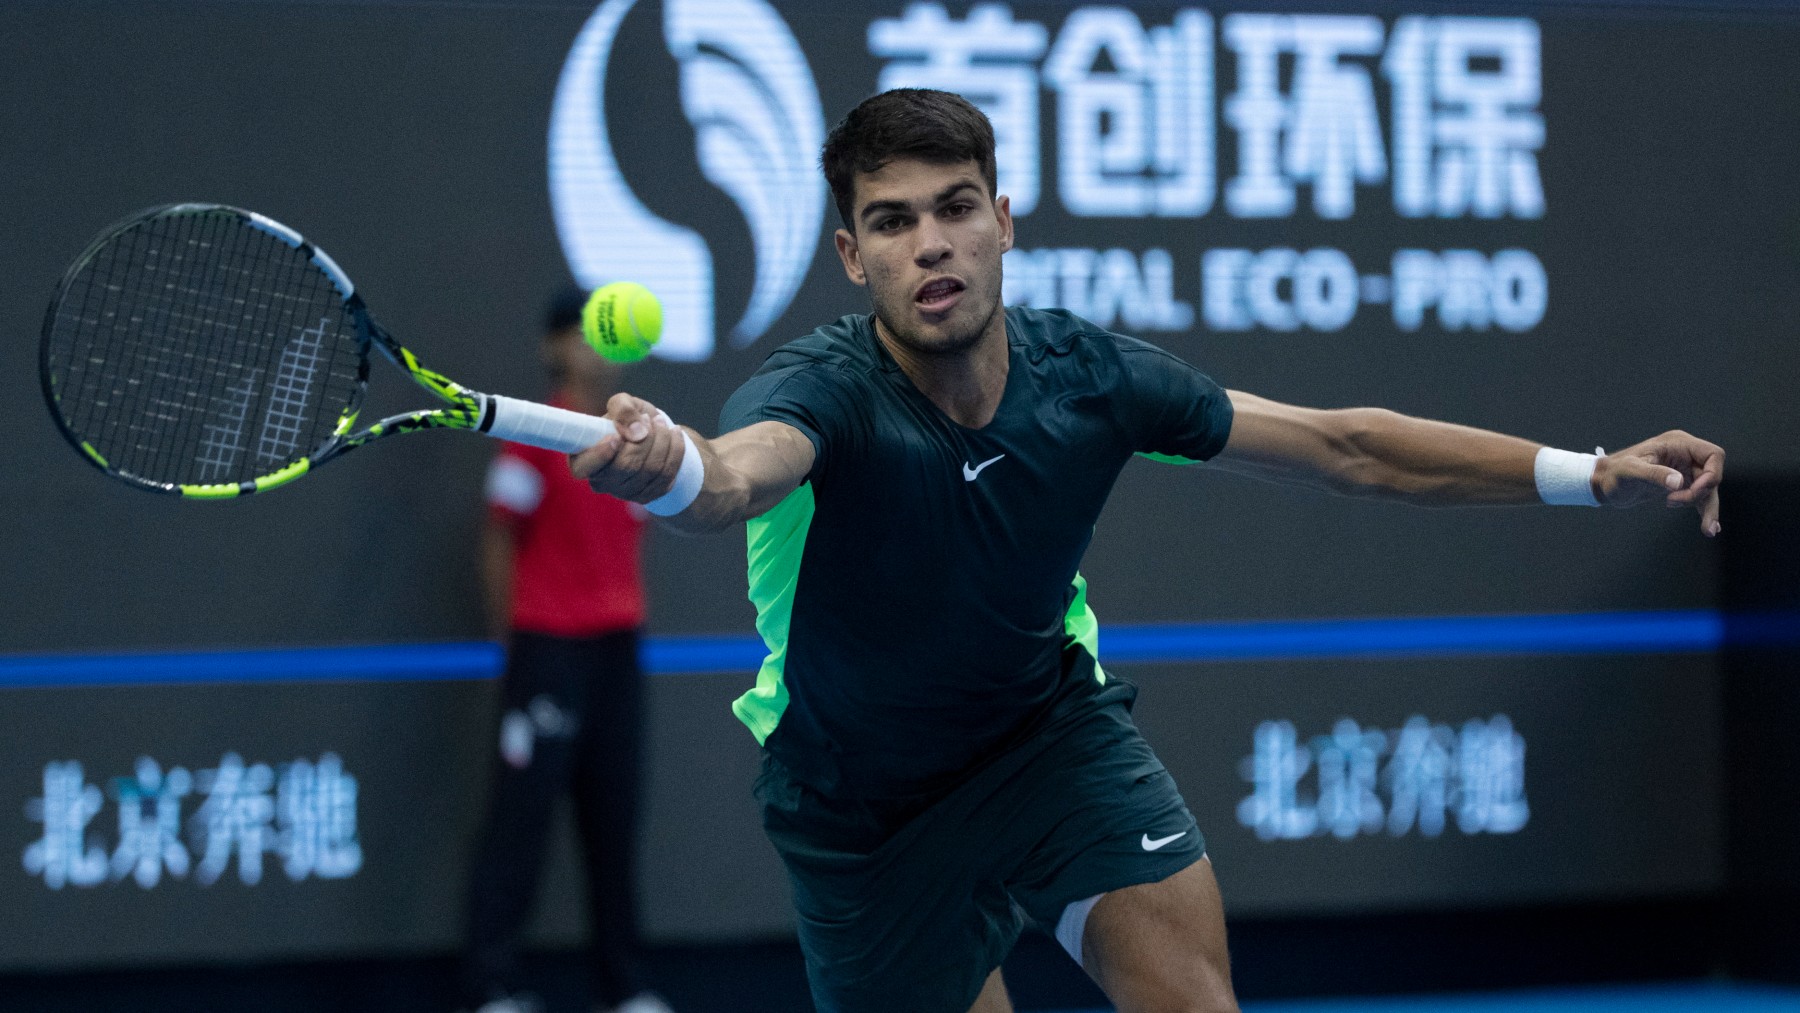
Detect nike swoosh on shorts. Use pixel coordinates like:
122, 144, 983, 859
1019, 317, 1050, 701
1141, 831, 1188, 851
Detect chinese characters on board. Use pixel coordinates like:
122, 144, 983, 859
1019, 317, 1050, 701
871, 5, 1547, 335
1237, 715, 1529, 841
23, 754, 363, 889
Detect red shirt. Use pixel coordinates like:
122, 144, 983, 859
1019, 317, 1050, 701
485, 396, 647, 637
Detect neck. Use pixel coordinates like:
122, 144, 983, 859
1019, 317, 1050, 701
875, 310, 1010, 429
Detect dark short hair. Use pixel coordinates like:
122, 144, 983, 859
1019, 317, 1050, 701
544, 287, 589, 334
821, 88, 998, 232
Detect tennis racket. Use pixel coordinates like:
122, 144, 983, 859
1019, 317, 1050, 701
39, 202, 618, 499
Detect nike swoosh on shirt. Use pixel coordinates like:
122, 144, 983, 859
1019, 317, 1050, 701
1141, 831, 1188, 851
962, 454, 1005, 481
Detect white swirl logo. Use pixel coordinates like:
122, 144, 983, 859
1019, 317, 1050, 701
548, 0, 826, 362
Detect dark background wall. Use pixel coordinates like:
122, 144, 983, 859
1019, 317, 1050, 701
1, 0, 1792, 981
7, 0, 1790, 652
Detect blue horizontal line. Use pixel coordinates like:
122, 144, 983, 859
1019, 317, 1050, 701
0, 642, 506, 689
642, 633, 767, 675
1103, 610, 1731, 663
0, 609, 1795, 689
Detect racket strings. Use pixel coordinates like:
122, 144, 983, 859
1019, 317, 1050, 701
70, 212, 206, 477
254, 239, 339, 465
191, 220, 264, 481
183, 217, 277, 482
82, 213, 231, 481
68, 213, 144, 457
168, 214, 296, 478
46, 209, 364, 488
122, 213, 222, 477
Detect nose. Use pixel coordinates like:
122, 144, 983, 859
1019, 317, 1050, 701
914, 217, 952, 267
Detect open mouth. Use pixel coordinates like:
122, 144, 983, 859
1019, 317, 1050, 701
914, 277, 966, 315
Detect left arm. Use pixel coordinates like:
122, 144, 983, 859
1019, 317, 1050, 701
1212, 391, 1725, 536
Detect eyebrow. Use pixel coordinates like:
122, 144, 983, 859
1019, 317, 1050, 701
858, 180, 983, 226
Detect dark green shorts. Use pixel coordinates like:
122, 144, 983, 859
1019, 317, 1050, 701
754, 679, 1205, 1013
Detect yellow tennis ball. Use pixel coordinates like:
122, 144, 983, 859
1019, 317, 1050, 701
581, 282, 662, 363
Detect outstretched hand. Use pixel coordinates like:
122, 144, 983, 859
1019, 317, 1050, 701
1593, 430, 1724, 537
568, 392, 684, 503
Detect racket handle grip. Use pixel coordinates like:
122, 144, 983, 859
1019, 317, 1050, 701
480, 394, 617, 453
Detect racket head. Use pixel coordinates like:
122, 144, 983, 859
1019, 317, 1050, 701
40, 203, 371, 497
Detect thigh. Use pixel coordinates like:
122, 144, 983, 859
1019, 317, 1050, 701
966, 968, 1013, 1013
1007, 704, 1207, 933
1082, 856, 1238, 1013
757, 758, 1022, 1013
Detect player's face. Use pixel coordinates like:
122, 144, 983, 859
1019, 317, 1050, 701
834, 158, 1013, 357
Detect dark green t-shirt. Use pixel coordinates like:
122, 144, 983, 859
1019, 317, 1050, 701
719, 307, 1233, 797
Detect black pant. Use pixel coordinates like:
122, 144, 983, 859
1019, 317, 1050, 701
463, 629, 647, 1008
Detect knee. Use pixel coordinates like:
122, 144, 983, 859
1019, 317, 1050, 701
1116, 982, 1238, 1013
1186, 974, 1239, 1013
1145, 999, 1238, 1013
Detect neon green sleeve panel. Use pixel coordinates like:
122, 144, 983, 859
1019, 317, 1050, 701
1135, 451, 1201, 465
732, 484, 817, 744
1063, 571, 1107, 684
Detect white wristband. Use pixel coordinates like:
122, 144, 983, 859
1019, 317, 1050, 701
645, 429, 704, 516
1535, 447, 1600, 507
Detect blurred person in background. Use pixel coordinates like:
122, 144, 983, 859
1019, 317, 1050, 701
459, 289, 672, 1013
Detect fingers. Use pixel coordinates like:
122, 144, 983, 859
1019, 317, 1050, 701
607, 391, 662, 443
608, 416, 682, 501
1681, 438, 1725, 538
1698, 488, 1722, 538
1599, 453, 1685, 507
568, 433, 622, 481
575, 402, 681, 502
1617, 431, 1725, 537
1666, 445, 1726, 506
568, 391, 656, 481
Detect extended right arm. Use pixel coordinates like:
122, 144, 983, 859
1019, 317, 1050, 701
655, 420, 815, 534
568, 392, 815, 535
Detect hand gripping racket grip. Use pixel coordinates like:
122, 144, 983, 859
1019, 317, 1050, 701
480, 395, 704, 516
479, 394, 617, 453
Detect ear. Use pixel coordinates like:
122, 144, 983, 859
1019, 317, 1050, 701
834, 228, 867, 287
994, 194, 1014, 254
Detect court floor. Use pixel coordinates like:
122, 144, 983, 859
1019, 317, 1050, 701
1059, 982, 1800, 1013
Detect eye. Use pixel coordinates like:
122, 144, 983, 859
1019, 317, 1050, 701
875, 216, 906, 233
944, 202, 973, 219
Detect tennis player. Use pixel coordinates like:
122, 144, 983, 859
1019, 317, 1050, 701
570, 89, 1725, 1013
